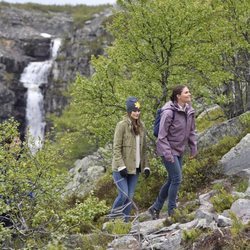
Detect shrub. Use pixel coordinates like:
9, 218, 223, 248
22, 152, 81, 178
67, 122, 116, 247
81, 233, 112, 250
229, 212, 245, 236
181, 136, 240, 195
0, 118, 110, 248
0, 118, 70, 248
210, 188, 237, 213
170, 201, 199, 224
235, 179, 248, 193
104, 219, 131, 235
93, 169, 116, 207
239, 112, 250, 133
182, 228, 203, 243
134, 156, 168, 209
62, 194, 109, 234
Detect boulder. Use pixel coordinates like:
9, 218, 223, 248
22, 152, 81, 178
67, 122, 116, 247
230, 198, 250, 224
219, 134, 250, 176
197, 112, 249, 150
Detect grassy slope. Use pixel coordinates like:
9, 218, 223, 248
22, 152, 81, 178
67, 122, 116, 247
0, 1, 111, 26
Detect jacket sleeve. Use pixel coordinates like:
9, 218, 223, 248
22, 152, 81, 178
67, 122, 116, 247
141, 125, 150, 170
157, 110, 174, 161
112, 122, 126, 169
188, 115, 197, 156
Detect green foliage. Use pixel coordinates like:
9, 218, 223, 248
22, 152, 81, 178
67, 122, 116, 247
104, 219, 131, 235
229, 212, 245, 236
0, 118, 111, 248
196, 106, 226, 132
62, 194, 109, 233
46, 232, 111, 250
0, 119, 68, 246
239, 112, 250, 133
227, 212, 250, 249
134, 170, 165, 209
0, 224, 11, 244
181, 135, 239, 196
134, 157, 168, 208
53, 0, 250, 159
210, 188, 237, 213
182, 228, 203, 243
170, 201, 199, 224
81, 233, 112, 250
235, 179, 248, 193
1, 0, 249, 245
93, 170, 116, 207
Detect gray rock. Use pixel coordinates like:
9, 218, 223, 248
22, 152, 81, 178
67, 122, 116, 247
108, 236, 140, 250
197, 112, 249, 150
231, 191, 246, 199
130, 219, 166, 236
230, 198, 250, 224
178, 219, 198, 230
198, 190, 216, 212
219, 134, 250, 176
195, 210, 215, 225
64, 149, 108, 197
142, 230, 182, 250
217, 215, 232, 227
0, 5, 114, 136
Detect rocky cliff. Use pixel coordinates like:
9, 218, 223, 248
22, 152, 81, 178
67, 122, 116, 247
0, 5, 113, 136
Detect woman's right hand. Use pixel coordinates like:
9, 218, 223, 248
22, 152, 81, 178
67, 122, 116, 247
165, 155, 174, 163
119, 168, 128, 177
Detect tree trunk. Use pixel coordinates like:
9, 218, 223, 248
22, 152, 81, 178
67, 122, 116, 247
233, 80, 244, 116
246, 82, 250, 111
242, 51, 250, 111
221, 82, 234, 118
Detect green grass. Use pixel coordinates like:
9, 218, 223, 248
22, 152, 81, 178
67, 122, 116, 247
0, 1, 111, 27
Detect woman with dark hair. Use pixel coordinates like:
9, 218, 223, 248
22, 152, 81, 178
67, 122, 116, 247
148, 85, 197, 219
109, 97, 150, 222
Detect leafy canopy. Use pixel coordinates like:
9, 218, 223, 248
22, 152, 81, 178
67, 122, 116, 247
56, 0, 249, 148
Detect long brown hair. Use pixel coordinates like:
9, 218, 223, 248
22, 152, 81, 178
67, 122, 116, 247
128, 114, 141, 135
170, 85, 186, 102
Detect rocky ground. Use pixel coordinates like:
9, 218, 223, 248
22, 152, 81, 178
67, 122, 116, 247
66, 112, 250, 249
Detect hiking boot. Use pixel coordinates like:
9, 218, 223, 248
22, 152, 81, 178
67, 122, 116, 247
148, 205, 160, 220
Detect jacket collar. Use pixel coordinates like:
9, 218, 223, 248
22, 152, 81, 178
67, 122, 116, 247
165, 101, 195, 115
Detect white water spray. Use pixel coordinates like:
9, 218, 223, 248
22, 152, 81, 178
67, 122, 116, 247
20, 37, 61, 154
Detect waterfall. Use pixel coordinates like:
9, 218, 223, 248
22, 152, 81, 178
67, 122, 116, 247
20, 37, 61, 154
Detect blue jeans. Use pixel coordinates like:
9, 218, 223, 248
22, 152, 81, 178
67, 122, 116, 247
111, 171, 139, 222
153, 156, 182, 216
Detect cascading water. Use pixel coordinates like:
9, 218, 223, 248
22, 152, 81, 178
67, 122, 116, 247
20, 37, 61, 154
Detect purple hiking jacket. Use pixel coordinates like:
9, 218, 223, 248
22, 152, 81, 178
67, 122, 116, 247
156, 101, 197, 162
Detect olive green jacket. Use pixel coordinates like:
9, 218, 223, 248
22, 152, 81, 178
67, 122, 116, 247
112, 116, 150, 174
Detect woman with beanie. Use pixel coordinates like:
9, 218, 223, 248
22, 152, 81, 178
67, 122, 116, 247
109, 96, 150, 222
148, 85, 197, 220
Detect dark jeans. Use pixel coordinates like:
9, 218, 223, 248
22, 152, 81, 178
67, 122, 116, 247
153, 155, 183, 216
111, 171, 139, 222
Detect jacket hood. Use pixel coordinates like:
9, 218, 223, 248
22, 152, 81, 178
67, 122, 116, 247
162, 101, 195, 115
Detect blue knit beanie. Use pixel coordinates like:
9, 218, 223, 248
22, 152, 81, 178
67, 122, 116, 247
126, 96, 140, 112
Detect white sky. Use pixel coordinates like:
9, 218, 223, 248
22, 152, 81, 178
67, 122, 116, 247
0, 0, 116, 6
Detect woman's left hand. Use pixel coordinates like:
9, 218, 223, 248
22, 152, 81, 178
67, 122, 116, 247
144, 168, 150, 178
